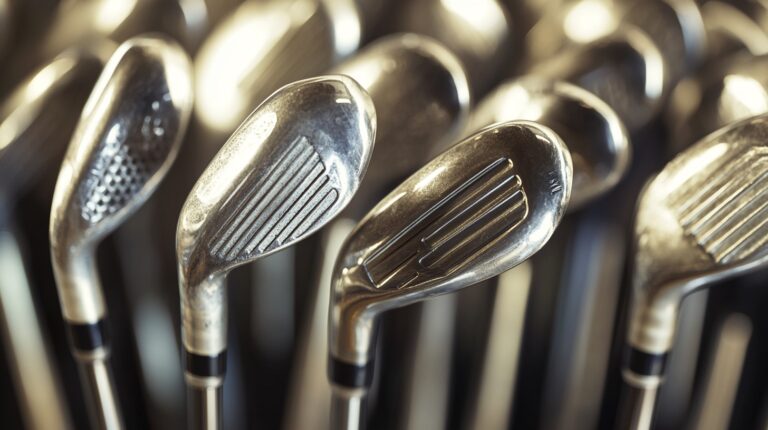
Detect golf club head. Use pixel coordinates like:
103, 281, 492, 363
667, 53, 768, 152
700, 0, 768, 62
627, 114, 768, 381
620, 0, 706, 84
39, 0, 207, 58
332, 33, 470, 213
328, 121, 572, 388
177, 75, 375, 374
0, 44, 110, 195
523, 0, 621, 67
531, 26, 665, 132
470, 76, 630, 210
50, 35, 192, 328
388, 0, 512, 95
194, 0, 364, 135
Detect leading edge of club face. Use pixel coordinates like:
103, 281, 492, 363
629, 113, 768, 355
177, 75, 375, 357
330, 121, 572, 367
49, 35, 193, 324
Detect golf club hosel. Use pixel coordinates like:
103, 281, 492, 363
180, 274, 228, 376
51, 245, 107, 324
627, 293, 679, 356
179, 263, 226, 382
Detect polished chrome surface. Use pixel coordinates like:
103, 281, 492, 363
700, 1, 768, 61
620, 0, 706, 83
50, 36, 192, 325
177, 75, 375, 358
531, 26, 665, 132
628, 114, 768, 357
389, 0, 512, 95
332, 33, 470, 209
330, 121, 572, 366
668, 53, 768, 151
0, 46, 108, 193
285, 33, 469, 430
79, 358, 123, 430
194, 0, 364, 135
469, 76, 630, 210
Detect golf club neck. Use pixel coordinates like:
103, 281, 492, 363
77, 355, 123, 430
188, 384, 222, 430
616, 379, 659, 430
331, 386, 367, 430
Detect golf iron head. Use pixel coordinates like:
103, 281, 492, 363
176, 75, 376, 386
470, 76, 630, 210
0, 44, 110, 195
49, 35, 192, 343
625, 113, 768, 389
332, 32, 470, 211
328, 120, 572, 391
531, 26, 665, 132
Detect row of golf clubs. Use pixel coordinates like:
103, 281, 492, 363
0, 0, 764, 430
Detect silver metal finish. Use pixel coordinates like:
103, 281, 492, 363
389, 0, 512, 94
620, 0, 707, 84
0, 46, 109, 192
469, 76, 630, 210
700, 1, 768, 61
50, 36, 193, 325
176, 75, 375, 428
531, 26, 665, 132
622, 114, 768, 428
285, 34, 469, 430
332, 33, 471, 210
328, 121, 571, 430
194, 0, 365, 135
330, 120, 572, 367
48, 36, 193, 430
668, 53, 768, 152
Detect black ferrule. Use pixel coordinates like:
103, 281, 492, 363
67, 320, 109, 352
625, 347, 668, 376
328, 357, 374, 388
184, 350, 227, 377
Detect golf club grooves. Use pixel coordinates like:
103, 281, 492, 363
210, 135, 338, 260
624, 347, 668, 377
185, 350, 228, 377
670, 146, 768, 263
328, 357, 375, 388
67, 319, 109, 352
363, 158, 527, 290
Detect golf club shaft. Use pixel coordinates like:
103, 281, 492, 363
617, 382, 658, 430
331, 388, 366, 430
77, 357, 123, 430
188, 385, 222, 430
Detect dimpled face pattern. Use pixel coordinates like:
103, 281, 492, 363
77, 75, 178, 224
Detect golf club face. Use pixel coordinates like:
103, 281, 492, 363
672, 53, 768, 150
177, 75, 375, 358
194, 0, 363, 135
332, 33, 470, 209
329, 121, 572, 369
629, 114, 768, 356
0, 45, 109, 193
50, 35, 193, 324
470, 76, 630, 210
621, 0, 706, 83
390, 0, 512, 95
532, 26, 665, 132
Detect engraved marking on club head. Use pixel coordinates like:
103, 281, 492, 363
362, 159, 528, 290
209, 136, 338, 261
668, 146, 768, 263
79, 95, 174, 223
